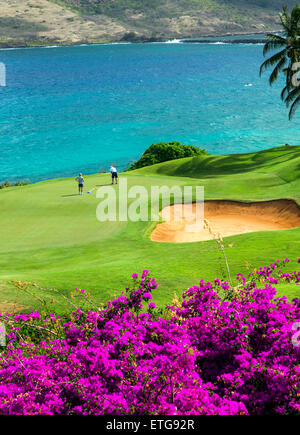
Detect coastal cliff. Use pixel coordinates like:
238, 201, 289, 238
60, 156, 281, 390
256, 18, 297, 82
0, 0, 296, 48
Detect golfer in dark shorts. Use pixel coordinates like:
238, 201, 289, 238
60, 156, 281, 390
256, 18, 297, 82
76, 173, 84, 195
110, 166, 118, 184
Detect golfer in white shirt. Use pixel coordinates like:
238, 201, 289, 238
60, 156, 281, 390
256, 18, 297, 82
110, 166, 118, 184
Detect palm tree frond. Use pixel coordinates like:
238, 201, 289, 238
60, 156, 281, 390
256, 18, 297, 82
269, 57, 287, 85
260, 5, 300, 119
263, 39, 288, 56
289, 94, 300, 119
285, 87, 300, 107
281, 85, 289, 101
260, 48, 288, 76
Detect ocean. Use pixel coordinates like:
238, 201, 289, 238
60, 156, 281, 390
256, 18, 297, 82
0, 40, 299, 183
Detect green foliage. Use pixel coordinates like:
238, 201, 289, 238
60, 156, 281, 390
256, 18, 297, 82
260, 4, 300, 120
127, 142, 207, 170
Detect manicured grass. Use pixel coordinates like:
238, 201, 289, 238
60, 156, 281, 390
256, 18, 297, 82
0, 145, 299, 313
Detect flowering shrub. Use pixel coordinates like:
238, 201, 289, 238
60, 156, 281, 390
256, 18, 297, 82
0, 259, 299, 415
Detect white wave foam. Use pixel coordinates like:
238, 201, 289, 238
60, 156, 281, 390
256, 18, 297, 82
164, 39, 182, 44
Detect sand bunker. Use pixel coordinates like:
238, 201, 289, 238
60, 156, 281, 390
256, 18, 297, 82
151, 199, 300, 243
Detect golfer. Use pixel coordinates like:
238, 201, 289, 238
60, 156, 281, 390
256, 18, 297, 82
110, 166, 118, 184
76, 173, 84, 195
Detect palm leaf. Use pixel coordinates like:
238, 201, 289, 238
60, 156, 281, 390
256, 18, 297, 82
260, 48, 288, 77
263, 38, 288, 56
281, 85, 290, 101
280, 6, 291, 34
290, 5, 300, 35
269, 57, 287, 85
289, 94, 300, 119
285, 87, 300, 107
281, 67, 295, 99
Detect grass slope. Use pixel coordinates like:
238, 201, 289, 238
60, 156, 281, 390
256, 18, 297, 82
0, 145, 299, 313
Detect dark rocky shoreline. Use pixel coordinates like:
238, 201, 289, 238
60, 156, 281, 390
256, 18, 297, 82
182, 38, 266, 44
0, 36, 267, 49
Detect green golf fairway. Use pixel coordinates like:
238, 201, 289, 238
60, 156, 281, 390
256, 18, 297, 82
1, 145, 299, 313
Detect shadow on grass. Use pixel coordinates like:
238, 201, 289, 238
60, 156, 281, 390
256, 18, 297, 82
61, 194, 79, 197
61, 184, 112, 196
161, 147, 300, 179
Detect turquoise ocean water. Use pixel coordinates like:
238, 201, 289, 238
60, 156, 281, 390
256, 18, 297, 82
0, 41, 299, 183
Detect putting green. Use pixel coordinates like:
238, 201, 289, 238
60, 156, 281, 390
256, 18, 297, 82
0, 145, 299, 313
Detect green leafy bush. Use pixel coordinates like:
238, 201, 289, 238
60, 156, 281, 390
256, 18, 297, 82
127, 142, 207, 170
